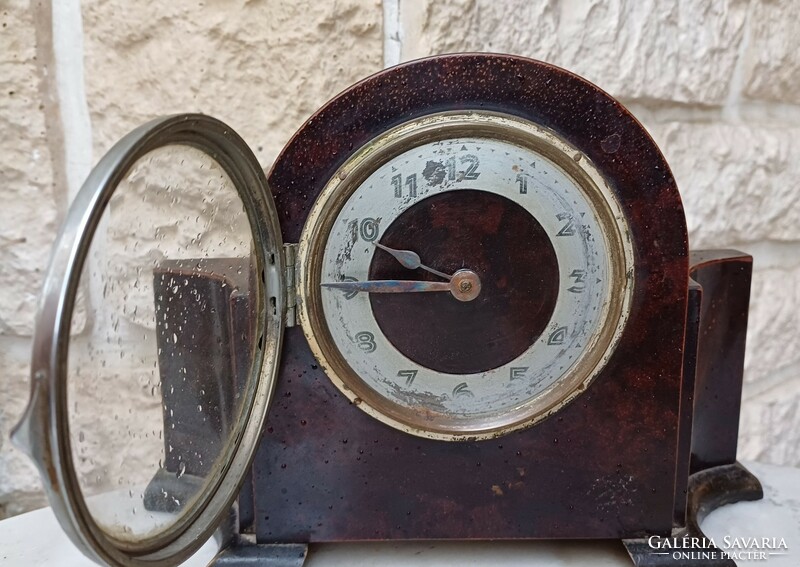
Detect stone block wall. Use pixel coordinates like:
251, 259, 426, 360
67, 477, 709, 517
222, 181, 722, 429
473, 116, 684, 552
0, 0, 797, 519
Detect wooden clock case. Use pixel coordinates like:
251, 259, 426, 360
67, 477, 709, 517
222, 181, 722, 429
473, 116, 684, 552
146, 54, 761, 566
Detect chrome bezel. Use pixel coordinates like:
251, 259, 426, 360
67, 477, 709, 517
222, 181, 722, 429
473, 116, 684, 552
11, 115, 285, 566
297, 111, 635, 441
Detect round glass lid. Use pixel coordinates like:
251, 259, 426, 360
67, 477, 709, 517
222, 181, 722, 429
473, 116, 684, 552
12, 115, 285, 566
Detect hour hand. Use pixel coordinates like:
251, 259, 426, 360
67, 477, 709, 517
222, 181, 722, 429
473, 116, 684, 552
321, 279, 452, 294
373, 242, 452, 280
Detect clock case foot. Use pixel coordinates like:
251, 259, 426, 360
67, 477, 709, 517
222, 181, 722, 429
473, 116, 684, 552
623, 462, 763, 566
209, 543, 308, 567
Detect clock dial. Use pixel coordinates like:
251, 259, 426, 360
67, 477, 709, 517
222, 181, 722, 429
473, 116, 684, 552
298, 111, 634, 440
368, 189, 559, 375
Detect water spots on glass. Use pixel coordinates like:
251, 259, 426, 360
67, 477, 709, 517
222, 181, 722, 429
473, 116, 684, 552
66, 144, 259, 543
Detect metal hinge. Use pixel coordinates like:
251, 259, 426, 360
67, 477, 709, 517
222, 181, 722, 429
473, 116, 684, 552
283, 243, 299, 327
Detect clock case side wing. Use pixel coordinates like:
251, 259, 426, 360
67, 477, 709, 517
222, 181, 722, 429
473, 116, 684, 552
626, 251, 762, 566
673, 250, 762, 527
247, 53, 692, 543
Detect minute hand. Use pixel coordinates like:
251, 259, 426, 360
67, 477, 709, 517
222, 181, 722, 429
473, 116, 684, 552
321, 280, 452, 294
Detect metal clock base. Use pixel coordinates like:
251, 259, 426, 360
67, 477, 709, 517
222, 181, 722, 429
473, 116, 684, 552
210, 543, 308, 566
623, 462, 763, 566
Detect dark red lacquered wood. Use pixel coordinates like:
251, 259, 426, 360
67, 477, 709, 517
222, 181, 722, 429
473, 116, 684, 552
689, 250, 752, 473
369, 190, 559, 374
257, 54, 689, 542
673, 279, 701, 527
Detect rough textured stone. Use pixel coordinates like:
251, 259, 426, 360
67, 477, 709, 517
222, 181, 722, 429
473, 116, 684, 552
401, 0, 747, 105
0, 336, 46, 518
0, 2, 58, 336
743, 265, 800, 386
646, 121, 800, 247
742, 0, 800, 104
82, 0, 383, 165
740, 373, 800, 466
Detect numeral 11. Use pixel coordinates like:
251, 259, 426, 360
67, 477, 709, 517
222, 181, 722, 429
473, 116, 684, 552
392, 173, 417, 198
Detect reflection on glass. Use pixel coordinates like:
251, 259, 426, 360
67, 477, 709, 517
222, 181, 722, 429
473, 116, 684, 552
66, 145, 257, 543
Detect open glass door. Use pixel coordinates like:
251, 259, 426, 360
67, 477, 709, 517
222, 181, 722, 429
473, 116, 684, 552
12, 115, 285, 566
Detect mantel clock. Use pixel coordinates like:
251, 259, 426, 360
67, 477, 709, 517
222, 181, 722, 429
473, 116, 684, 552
13, 54, 761, 567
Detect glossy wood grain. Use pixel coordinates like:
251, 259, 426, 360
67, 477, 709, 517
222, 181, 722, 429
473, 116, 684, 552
255, 54, 690, 542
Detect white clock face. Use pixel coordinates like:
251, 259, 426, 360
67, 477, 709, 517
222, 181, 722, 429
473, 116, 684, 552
298, 112, 633, 440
